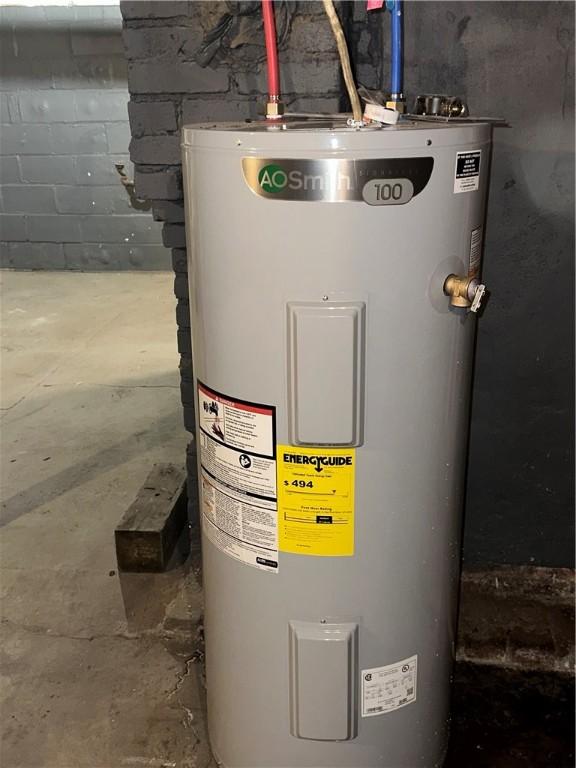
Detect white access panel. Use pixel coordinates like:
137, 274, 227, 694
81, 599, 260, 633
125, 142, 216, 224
289, 620, 358, 741
288, 302, 365, 446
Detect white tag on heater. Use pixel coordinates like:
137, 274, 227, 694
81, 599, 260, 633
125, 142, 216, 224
361, 654, 418, 717
469, 226, 483, 276
363, 103, 399, 125
454, 150, 481, 193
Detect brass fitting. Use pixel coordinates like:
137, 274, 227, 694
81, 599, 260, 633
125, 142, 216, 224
385, 98, 406, 113
443, 274, 478, 309
266, 99, 285, 120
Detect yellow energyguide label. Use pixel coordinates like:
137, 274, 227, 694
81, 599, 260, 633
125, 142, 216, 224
277, 445, 355, 556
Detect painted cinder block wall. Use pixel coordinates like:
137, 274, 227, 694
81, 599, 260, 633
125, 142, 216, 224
397, 1, 574, 568
120, 0, 344, 534
0, 4, 168, 270
120, 0, 574, 569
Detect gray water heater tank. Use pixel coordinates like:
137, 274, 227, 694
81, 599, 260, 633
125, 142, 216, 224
182, 118, 492, 768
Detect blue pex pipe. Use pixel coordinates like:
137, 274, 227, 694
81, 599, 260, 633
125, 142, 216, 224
388, 0, 403, 97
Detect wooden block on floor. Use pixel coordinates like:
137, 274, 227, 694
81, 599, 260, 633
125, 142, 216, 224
115, 463, 188, 572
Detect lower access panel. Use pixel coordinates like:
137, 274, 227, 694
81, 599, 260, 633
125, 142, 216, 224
287, 302, 365, 446
289, 621, 358, 741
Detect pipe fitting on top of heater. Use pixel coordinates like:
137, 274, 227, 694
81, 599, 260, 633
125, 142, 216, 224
261, 0, 284, 119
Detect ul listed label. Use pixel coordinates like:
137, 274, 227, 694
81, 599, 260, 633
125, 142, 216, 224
361, 655, 418, 717
454, 150, 481, 193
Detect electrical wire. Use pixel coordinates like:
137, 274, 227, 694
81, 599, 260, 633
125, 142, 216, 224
321, 0, 363, 123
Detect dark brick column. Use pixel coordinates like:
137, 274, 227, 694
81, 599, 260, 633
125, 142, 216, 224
120, 0, 343, 532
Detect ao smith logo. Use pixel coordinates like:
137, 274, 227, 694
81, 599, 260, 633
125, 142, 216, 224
258, 163, 352, 194
283, 452, 353, 473
258, 164, 288, 193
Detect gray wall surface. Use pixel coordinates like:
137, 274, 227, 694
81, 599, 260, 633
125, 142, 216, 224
397, 1, 573, 569
351, 0, 575, 568
0, 4, 168, 270
121, 1, 574, 568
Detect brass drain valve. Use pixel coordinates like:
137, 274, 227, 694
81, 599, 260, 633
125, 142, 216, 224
443, 274, 486, 313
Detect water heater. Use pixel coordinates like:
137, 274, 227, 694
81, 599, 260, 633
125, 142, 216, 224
182, 118, 491, 768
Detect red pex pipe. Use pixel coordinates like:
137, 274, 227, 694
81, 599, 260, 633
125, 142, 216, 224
262, 0, 280, 102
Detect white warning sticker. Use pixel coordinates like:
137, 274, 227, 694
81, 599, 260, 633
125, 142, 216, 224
200, 431, 276, 499
198, 382, 274, 456
469, 226, 483, 276
198, 382, 278, 573
454, 149, 481, 193
201, 471, 278, 573
361, 655, 418, 717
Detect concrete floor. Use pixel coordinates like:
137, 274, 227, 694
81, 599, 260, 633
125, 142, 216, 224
1, 271, 211, 768
1, 271, 572, 768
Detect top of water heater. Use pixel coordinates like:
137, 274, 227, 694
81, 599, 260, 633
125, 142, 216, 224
182, 116, 492, 152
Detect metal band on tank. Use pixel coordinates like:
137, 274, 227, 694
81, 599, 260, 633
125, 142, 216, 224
242, 157, 434, 203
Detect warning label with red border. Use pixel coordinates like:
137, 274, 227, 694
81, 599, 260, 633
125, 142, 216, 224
198, 382, 275, 458
197, 382, 278, 573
